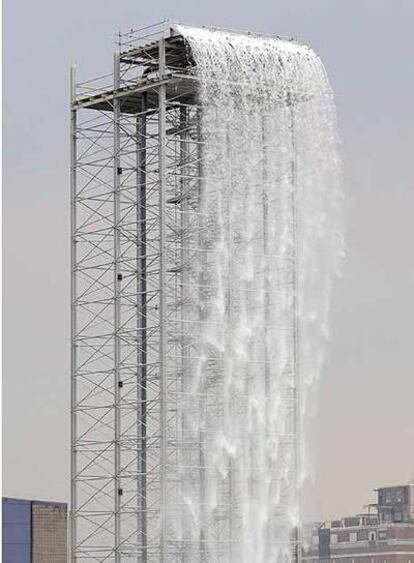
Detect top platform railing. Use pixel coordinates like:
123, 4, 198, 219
116, 21, 176, 52
116, 20, 297, 51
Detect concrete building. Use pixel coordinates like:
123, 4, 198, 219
2, 497, 67, 563
303, 484, 414, 563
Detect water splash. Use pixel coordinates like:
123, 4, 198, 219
173, 24, 343, 563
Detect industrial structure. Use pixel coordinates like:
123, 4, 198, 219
2, 497, 68, 563
70, 22, 302, 562
303, 483, 414, 563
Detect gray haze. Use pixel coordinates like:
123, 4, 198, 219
3, 0, 414, 521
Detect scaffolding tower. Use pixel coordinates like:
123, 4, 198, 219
70, 22, 301, 563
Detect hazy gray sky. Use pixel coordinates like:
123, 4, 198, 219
4, 0, 414, 520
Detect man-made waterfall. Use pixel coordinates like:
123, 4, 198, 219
167, 25, 343, 563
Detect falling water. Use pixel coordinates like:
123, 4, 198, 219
171, 25, 343, 563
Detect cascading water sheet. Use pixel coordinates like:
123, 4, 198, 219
172, 25, 343, 563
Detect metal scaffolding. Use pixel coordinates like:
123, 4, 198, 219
70, 21, 301, 563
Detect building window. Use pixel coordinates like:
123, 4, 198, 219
382, 512, 392, 523
369, 531, 376, 542
378, 530, 387, 540
349, 532, 357, 543
331, 534, 338, 544
394, 511, 403, 522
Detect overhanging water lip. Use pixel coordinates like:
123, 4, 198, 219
171, 21, 303, 46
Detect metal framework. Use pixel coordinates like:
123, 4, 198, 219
70, 21, 301, 563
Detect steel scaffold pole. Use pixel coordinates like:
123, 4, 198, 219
137, 94, 148, 562
197, 108, 207, 563
158, 36, 168, 563
183, 104, 199, 561
113, 50, 122, 563
180, 104, 190, 562
70, 63, 77, 563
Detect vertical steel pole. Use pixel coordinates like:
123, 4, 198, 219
197, 108, 207, 563
70, 63, 77, 563
113, 51, 122, 563
180, 104, 190, 562
137, 94, 148, 562
158, 37, 168, 563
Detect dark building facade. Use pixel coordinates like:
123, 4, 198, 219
303, 484, 414, 563
2, 497, 67, 563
